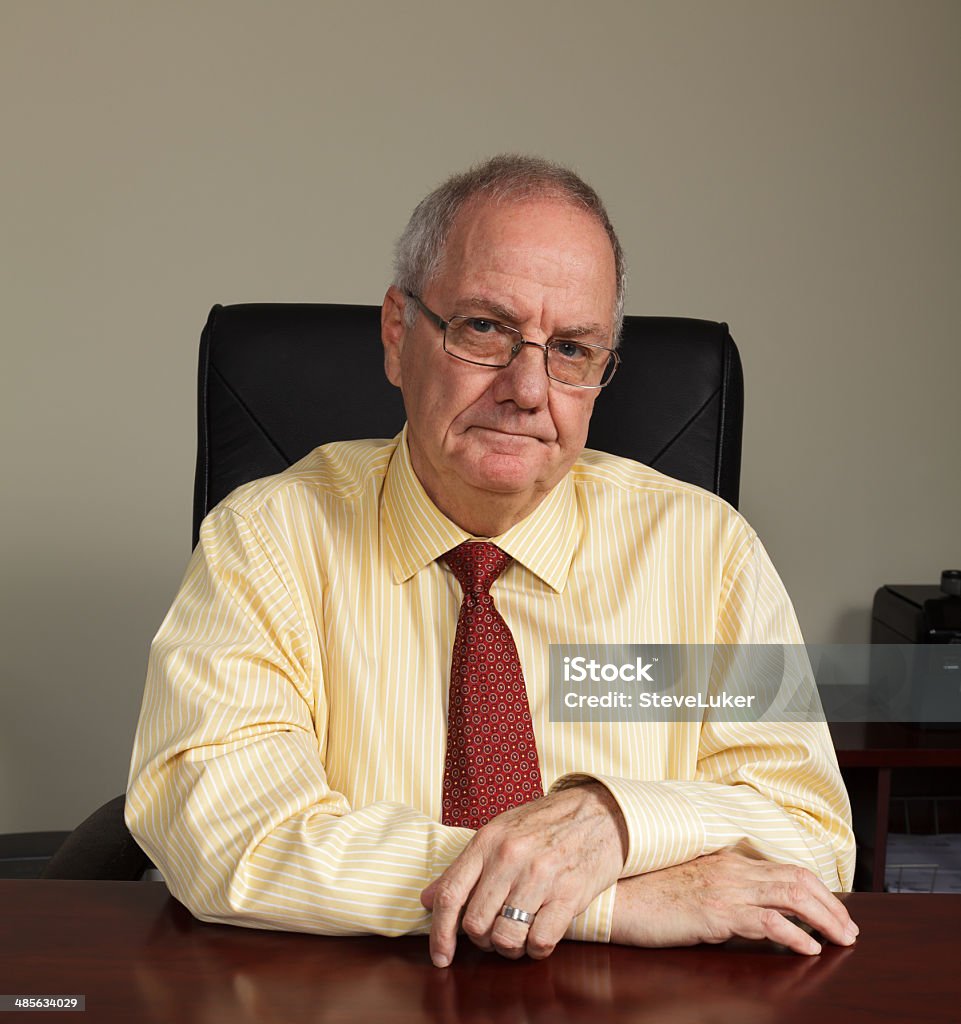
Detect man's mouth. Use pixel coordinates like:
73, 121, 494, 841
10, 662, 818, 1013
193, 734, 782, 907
472, 426, 550, 443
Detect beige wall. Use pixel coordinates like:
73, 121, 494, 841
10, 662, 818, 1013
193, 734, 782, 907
2, 0, 959, 832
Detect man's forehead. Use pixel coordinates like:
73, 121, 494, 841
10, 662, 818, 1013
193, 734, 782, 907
437, 197, 617, 322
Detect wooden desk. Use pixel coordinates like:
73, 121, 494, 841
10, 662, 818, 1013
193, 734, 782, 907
830, 722, 961, 890
2, 881, 959, 1023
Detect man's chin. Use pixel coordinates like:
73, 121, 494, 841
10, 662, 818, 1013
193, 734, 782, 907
464, 450, 547, 495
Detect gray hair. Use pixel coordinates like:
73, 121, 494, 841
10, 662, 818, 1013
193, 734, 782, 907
393, 154, 627, 343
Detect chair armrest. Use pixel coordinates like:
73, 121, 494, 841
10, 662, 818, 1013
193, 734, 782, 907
41, 794, 151, 880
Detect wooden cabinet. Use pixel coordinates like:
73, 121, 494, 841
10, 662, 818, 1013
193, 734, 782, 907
830, 721, 961, 890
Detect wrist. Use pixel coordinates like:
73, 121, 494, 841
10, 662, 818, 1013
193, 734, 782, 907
577, 781, 629, 870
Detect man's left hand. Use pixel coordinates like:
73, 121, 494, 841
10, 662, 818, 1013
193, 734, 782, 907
420, 782, 627, 967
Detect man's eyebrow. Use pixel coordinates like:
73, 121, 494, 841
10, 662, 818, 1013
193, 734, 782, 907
456, 295, 609, 339
551, 322, 609, 339
457, 296, 522, 324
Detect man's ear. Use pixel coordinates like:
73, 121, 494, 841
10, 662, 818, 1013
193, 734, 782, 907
381, 286, 407, 388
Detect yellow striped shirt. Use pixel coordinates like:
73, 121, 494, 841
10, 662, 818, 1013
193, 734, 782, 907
126, 426, 855, 941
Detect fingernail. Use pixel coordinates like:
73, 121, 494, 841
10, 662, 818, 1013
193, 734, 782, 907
846, 924, 859, 942
809, 939, 822, 955
433, 954, 450, 968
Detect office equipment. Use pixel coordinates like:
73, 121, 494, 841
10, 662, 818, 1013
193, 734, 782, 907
872, 571, 961, 645
869, 571, 961, 726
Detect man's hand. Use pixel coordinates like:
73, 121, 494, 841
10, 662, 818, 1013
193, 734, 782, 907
420, 782, 627, 967
611, 848, 859, 955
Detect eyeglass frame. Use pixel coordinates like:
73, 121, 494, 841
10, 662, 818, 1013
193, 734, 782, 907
404, 292, 621, 390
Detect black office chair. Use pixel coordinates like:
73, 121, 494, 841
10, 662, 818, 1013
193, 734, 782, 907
41, 303, 743, 879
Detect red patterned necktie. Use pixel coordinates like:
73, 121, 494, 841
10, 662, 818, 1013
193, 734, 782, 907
441, 541, 544, 829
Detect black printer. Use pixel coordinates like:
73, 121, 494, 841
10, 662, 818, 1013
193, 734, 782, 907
872, 570, 961, 645
870, 571, 961, 726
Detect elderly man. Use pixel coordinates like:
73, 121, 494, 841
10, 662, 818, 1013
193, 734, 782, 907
127, 155, 857, 966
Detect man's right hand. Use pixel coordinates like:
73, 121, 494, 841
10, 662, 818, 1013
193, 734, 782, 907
421, 781, 627, 966
611, 848, 859, 955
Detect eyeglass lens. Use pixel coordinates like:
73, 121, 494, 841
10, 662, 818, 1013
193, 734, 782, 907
446, 318, 615, 387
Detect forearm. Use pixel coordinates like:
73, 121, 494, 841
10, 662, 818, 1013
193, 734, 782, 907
128, 736, 619, 940
553, 722, 855, 891
127, 731, 473, 936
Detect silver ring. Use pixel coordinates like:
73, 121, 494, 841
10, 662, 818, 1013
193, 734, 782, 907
501, 904, 535, 925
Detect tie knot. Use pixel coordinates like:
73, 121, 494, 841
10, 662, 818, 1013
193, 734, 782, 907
442, 542, 511, 596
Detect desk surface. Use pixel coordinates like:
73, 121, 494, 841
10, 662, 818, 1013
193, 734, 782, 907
2, 882, 960, 1023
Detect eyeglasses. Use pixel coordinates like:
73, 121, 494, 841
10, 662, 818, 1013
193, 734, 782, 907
405, 293, 620, 389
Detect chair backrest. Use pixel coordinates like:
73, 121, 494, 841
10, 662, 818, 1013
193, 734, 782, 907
193, 304, 743, 546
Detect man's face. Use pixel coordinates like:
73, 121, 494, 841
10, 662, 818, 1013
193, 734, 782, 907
382, 196, 617, 529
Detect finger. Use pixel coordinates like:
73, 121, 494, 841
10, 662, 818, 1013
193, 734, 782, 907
459, 846, 556, 955
487, 903, 536, 960
460, 876, 516, 954
428, 851, 484, 968
754, 876, 857, 947
755, 861, 858, 940
481, 862, 557, 959
757, 906, 822, 955
523, 898, 577, 960
799, 877, 859, 942
735, 905, 823, 956
801, 888, 858, 945
456, 840, 533, 951
420, 879, 437, 910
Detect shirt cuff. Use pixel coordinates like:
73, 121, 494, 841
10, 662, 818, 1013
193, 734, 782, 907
550, 772, 706, 879
564, 881, 616, 943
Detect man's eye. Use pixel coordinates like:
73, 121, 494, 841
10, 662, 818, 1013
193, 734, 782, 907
465, 318, 498, 335
553, 340, 591, 361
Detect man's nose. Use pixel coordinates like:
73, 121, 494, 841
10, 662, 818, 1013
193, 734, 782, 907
492, 342, 550, 408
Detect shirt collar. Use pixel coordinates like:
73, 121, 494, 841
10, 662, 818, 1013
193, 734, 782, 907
382, 424, 578, 593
